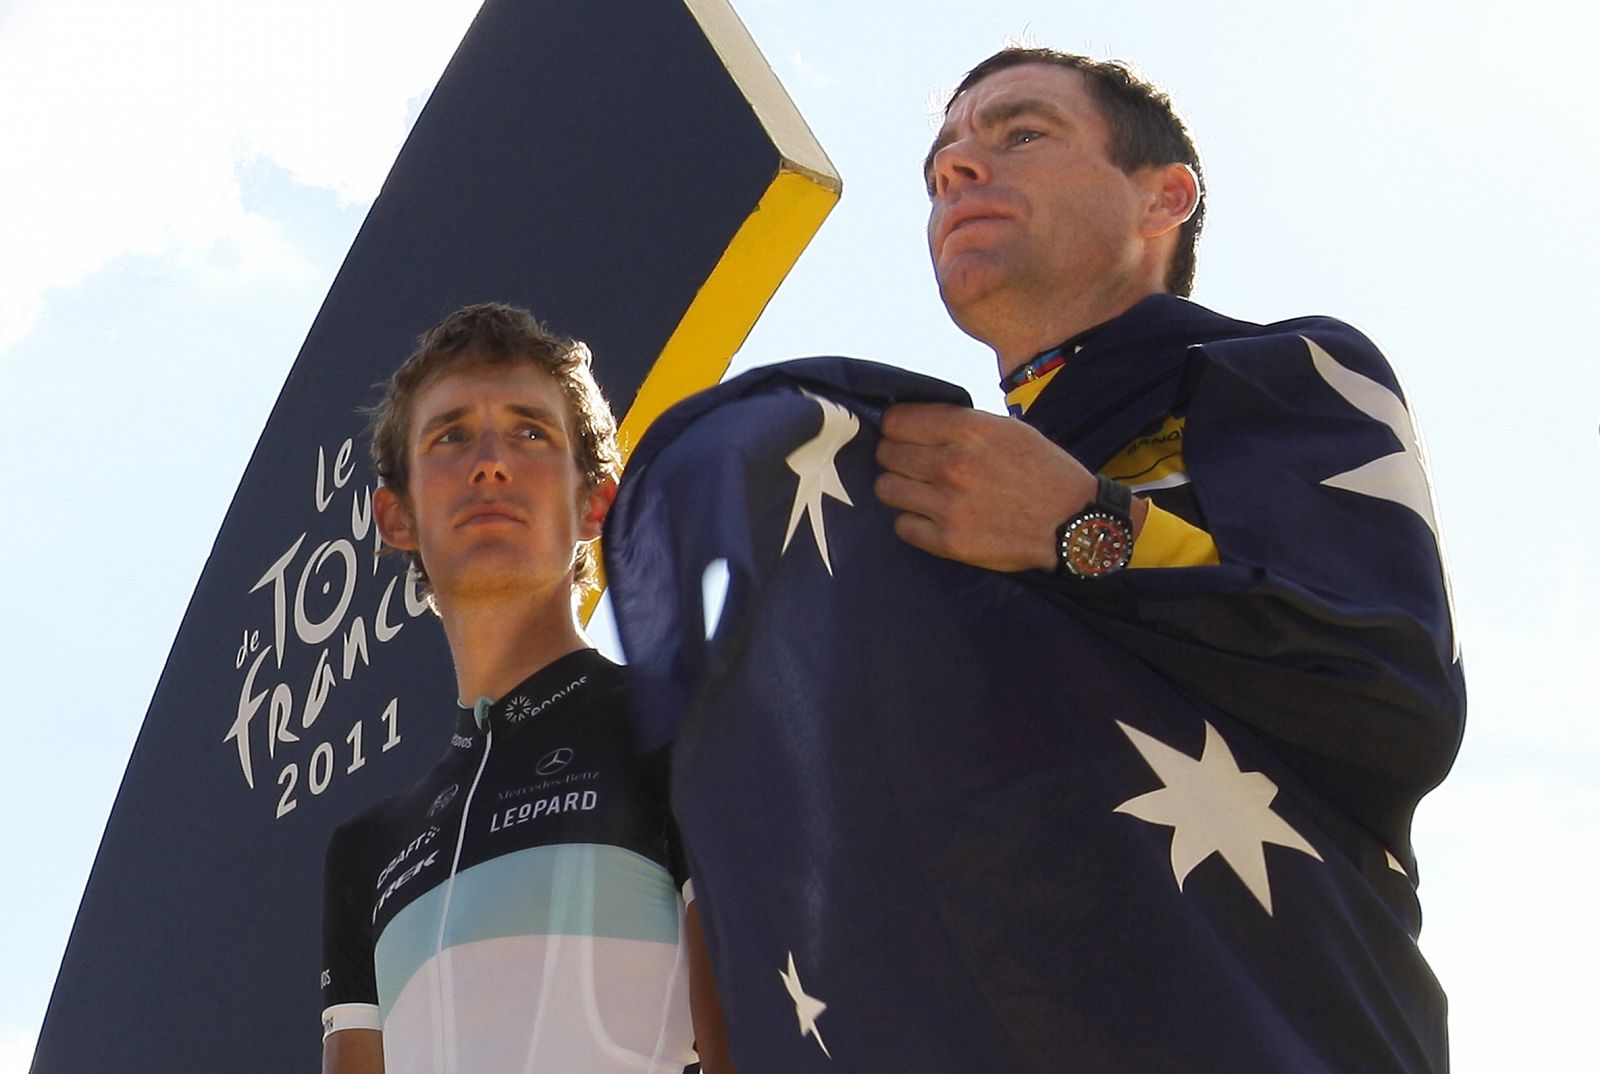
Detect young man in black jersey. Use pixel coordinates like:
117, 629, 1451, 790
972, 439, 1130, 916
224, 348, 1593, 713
320, 304, 729, 1074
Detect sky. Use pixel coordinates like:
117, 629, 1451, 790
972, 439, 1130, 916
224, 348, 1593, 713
2, 0, 1595, 1069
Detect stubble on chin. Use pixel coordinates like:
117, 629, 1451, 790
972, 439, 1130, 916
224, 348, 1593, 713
935, 252, 1006, 340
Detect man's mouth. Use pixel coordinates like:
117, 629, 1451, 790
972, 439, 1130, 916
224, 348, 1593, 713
458, 503, 523, 526
939, 207, 1010, 249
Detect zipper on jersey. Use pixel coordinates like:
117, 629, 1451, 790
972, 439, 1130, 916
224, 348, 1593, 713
431, 697, 495, 1070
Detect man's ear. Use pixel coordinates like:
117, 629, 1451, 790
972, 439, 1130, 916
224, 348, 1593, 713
578, 475, 619, 543
1139, 162, 1200, 240
374, 485, 419, 552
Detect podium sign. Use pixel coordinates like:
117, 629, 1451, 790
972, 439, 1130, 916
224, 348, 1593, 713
31, 1, 836, 1069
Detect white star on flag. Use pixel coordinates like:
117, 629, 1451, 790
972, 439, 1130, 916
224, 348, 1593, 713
779, 950, 831, 1058
782, 391, 859, 575
1114, 720, 1322, 915
1304, 336, 1457, 659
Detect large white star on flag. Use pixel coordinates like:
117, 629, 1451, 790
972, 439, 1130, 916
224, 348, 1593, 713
782, 390, 859, 576
1114, 720, 1322, 915
1304, 337, 1458, 659
779, 950, 832, 1058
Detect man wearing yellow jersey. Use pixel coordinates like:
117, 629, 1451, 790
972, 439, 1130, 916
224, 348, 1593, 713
867, 47, 1464, 1070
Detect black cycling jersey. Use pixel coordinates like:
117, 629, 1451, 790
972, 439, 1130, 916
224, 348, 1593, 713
320, 649, 695, 1073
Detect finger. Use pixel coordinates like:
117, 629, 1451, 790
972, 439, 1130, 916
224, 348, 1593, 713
889, 510, 952, 559
881, 401, 967, 446
874, 470, 946, 519
874, 437, 947, 483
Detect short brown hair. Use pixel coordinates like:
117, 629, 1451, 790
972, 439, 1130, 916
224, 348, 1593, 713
368, 302, 621, 596
941, 48, 1206, 296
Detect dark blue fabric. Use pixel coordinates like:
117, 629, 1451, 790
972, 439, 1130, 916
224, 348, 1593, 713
1020, 296, 1464, 872
605, 328, 1458, 1072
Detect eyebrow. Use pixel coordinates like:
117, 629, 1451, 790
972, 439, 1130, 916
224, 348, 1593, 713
923, 96, 1072, 182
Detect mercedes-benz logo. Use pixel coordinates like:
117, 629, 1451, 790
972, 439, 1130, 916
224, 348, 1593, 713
535, 747, 574, 776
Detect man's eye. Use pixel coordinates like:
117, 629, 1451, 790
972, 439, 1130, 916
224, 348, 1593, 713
1008, 128, 1043, 146
433, 427, 465, 446
515, 425, 544, 441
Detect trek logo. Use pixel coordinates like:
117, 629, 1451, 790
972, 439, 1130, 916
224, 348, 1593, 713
375, 826, 441, 889
535, 747, 574, 775
489, 791, 598, 833
372, 849, 441, 922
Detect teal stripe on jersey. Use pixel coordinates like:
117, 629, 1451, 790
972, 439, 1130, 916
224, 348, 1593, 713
373, 843, 681, 1019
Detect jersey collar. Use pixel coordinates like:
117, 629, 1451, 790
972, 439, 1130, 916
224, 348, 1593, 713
452, 648, 608, 743
1001, 323, 1105, 416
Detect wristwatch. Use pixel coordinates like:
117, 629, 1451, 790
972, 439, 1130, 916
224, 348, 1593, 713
1055, 475, 1135, 579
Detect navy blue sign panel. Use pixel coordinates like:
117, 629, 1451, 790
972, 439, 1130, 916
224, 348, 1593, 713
31, 1, 836, 1071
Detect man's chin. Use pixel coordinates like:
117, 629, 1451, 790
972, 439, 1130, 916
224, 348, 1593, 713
936, 247, 1003, 297
434, 545, 557, 595
936, 266, 1006, 335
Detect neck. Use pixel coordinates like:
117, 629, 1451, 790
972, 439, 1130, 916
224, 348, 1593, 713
436, 587, 588, 705
982, 282, 1167, 380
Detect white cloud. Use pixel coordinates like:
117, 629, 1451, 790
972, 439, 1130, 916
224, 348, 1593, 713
0, 0, 481, 351
787, 48, 841, 90
217, 0, 483, 202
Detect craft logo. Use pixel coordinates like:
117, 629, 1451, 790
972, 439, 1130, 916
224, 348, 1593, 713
222, 436, 431, 820
376, 826, 442, 889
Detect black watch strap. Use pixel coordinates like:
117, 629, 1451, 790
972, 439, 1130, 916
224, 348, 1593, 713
1093, 474, 1131, 518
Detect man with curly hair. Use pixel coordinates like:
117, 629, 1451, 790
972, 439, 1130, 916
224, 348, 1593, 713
319, 303, 726, 1074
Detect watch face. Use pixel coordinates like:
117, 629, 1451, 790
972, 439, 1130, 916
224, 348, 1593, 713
1061, 512, 1132, 578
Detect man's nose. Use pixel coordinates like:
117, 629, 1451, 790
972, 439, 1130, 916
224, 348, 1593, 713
931, 138, 989, 198
470, 435, 511, 483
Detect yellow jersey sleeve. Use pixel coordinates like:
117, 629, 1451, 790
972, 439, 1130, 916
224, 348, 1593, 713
1129, 502, 1219, 568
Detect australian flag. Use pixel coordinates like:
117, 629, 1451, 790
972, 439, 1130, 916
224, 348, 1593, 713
605, 328, 1462, 1072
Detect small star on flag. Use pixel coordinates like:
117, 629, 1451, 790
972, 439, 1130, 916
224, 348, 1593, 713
779, 950, 831, 1058
781, 391, 859, 576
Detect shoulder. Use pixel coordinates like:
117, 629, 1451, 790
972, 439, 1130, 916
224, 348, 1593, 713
1172, 312, 1429, 513
324, 793, 399, 870
565, 654, 672, 779
1195, 313, 1398, 389
582, 649, 630, 689
516, 650, 641, 750
1106, 297, 1400, 397
567, 649, 634, 714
